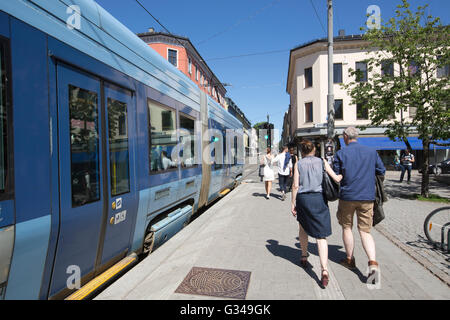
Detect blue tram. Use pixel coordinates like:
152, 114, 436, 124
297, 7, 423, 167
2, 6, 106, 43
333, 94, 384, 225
0, 0, 244, 299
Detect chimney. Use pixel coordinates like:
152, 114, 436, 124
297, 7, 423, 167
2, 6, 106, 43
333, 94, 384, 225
148, 27, 155, 33
338, 29, 345, 37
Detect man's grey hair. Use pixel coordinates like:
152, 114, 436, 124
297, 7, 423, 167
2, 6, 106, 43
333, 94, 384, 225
343, 126, 359, 140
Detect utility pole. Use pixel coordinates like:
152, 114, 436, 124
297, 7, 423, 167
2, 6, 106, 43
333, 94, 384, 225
327, 0, 335, 143
267, 114, 271, 149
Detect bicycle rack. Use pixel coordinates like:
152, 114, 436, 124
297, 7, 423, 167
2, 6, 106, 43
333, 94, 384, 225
441, 222, 450, 253
447, 228, 450, 254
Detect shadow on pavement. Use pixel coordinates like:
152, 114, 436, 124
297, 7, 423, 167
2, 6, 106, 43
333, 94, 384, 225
252, 192, 283, 200
383, 179, 420, 200
265, 238, 368, 285
265, 239, 368, 286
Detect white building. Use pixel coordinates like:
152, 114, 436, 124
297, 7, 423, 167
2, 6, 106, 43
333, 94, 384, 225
285, 33, 449, 168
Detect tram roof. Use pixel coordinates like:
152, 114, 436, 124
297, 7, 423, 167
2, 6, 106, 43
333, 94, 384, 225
1, 0, 201, 111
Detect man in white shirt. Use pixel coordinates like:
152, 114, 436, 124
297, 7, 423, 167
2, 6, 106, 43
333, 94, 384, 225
273, 145, 293, 201
161, 151, 177, 170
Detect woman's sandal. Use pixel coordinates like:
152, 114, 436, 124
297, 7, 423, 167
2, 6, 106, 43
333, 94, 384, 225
321, 269, 329, 288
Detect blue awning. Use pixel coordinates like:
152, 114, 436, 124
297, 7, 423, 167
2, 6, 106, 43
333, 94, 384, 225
339, 137, 450, 150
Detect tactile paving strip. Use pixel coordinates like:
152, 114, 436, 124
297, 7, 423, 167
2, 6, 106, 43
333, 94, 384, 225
175, 267, 251, 299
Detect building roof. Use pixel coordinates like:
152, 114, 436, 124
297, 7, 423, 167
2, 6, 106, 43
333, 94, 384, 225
290, 34, 364, 53
137, 31, 226, 94
225, 97, 251, 128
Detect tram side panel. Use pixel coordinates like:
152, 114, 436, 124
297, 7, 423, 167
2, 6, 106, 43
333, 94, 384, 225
129, 85, 203, 255
4, 17, 52, 300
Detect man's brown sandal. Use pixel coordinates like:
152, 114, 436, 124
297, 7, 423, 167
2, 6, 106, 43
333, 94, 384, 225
300, 253, 310, 268
339, 256, 356, 270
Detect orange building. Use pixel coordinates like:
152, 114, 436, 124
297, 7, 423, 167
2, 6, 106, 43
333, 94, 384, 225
137, 29, 227, 108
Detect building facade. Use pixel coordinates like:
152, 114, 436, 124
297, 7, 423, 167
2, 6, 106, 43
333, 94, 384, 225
285, 34, 449, 168
137, 29, 227, 109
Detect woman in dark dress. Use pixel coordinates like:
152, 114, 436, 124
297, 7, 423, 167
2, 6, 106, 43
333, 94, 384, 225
290, 139, 342, 288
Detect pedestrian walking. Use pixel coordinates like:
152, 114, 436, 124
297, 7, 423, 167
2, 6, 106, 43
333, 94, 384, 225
273, 145, 292, 201
261, 147, 275, 199
393, 154, 400, 171
291, 140, 341, 288
399, 149, 414, 183
287, 146, 298, 192
333, 127, 386, 282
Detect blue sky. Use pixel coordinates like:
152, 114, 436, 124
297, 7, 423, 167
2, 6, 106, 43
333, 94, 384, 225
95, 0, 450, 140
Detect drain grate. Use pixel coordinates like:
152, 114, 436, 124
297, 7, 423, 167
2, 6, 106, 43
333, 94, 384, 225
175, 267, 251, 300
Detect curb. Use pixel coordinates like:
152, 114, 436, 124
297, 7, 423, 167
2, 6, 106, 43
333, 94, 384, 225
375, 224, 450, 287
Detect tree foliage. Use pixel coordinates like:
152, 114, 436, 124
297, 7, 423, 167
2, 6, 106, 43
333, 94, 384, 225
343, 0, 450, 196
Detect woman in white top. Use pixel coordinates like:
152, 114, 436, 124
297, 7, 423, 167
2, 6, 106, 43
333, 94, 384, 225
261, 147, 275, 199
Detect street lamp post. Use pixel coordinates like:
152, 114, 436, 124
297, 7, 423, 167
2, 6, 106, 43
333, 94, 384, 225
327, 0, 335, 144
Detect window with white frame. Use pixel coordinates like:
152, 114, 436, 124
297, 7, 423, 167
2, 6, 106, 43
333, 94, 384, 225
168, 49, 178, 67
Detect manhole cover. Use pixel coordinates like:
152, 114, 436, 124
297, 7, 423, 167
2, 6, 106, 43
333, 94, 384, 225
175, 267, 251, 299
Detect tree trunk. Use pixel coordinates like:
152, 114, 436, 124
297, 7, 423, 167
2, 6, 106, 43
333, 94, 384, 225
421, 140, 430, 198
402, 137, 412, 152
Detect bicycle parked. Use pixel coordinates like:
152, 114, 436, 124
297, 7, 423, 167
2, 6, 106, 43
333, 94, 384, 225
423, 206, 450, 253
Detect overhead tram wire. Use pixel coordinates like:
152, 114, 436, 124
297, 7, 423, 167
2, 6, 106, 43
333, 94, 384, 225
196, 0, 283, 46
134, 0, 230, 90
309, 0, 326, 34
204, 49, 290, 62
134, 0, 174, 38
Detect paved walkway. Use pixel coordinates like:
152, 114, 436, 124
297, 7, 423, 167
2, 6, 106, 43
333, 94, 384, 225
384, 170, 450, 199
376, 170, 449, 284
96, 168, 449, 300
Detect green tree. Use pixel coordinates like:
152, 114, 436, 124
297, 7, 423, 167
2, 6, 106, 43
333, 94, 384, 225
253, 121, 267, 129
343, 0, 450, 197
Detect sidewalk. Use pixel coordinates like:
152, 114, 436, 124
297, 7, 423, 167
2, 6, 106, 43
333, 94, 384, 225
384, 170, 450, 199
376, 170, 449, 284
96, 168, 449, 300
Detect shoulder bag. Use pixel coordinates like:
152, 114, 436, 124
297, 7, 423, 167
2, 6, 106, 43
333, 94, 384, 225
322, 160, 340, 201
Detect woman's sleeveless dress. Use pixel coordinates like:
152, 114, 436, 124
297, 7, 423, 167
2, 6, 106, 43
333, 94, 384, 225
296, 156, 332, 238
263, 155, 275, 181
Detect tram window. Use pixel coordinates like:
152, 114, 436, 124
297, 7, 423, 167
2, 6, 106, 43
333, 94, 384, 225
213, 129, 225, 170
108, 98, 130, 196
148, 100, 178, 173
69, 85, 101, 207
179, 114, 195, 168
0, 41, 11, 195
212, 135, 222, 170
233, 136, 238, 165
222, 129, 227, 166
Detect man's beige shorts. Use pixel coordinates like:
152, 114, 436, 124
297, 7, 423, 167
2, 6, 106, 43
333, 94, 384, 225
336, 200, 374, 233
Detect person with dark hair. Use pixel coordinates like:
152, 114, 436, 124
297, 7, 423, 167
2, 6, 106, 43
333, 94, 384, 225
273, 145, 292, 201
261, 147, 275, 199
291, 139, 341, 288
399, 149, 414, 183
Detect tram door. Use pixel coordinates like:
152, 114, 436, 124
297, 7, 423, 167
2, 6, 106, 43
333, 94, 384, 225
49, 64, 136, 298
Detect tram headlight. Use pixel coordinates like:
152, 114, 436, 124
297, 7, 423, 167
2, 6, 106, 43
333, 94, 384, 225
0, 225, 14, 299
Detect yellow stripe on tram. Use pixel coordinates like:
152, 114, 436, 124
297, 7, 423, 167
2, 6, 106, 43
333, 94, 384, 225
65, 253, 137, 300
219, 188, 230, 196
